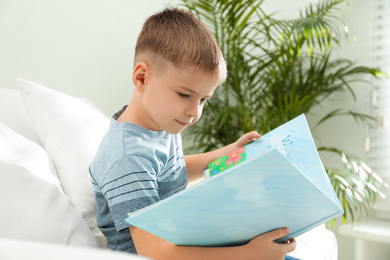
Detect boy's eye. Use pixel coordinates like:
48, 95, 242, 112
178, 92, 208, 105
179, 93, 190, 99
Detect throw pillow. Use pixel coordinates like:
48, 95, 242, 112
16, 79, 110, 234
0, 122, 98, 246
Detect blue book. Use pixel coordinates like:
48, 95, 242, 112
125, 114, 344, 246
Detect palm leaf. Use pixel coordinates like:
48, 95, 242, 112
179, 0, 386, 223
312, 109, 376, 131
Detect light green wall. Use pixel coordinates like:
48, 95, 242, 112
0, 1, 382, 259
0, 0, 170, 116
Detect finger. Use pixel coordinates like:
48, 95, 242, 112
249, 131, 261, 137
279, 238, 296, 245
281, 239, 297, 253
266, 227, 290, 240
246, 131, 261, 141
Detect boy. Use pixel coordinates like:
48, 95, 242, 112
90, 8, 297, 260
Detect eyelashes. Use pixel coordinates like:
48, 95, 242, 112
178, 92, 208, 105
178, 93, 190, 99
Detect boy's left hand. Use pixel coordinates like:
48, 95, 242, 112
234, 131, 261, 148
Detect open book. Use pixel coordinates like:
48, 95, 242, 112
125, 114, 344, 246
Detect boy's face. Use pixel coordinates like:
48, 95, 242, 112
138, 64, 219, 134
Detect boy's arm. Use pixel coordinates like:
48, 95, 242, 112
184, 131, 261, 181
130, 226, 296, 260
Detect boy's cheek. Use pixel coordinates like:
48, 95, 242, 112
190, 116, 201, 126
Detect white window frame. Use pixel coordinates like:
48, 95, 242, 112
366, 0, 390, 220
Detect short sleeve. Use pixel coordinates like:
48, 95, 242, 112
99, 155, 161, 231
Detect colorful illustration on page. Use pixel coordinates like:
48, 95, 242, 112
208, 146, 247, 177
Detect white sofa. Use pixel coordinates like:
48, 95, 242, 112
0, 79, 338, 259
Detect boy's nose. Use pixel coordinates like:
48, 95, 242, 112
186, 102, 202, 119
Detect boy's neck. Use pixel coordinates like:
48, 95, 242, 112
117, 99, 139, 124
117, 95, 161, 132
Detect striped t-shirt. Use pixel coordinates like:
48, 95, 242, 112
89, 107, 188, 253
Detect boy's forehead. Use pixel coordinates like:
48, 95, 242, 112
173, 72, 220, 96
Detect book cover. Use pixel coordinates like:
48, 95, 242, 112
125, 114, 344, 246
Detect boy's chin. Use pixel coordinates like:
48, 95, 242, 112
164, 128, 185, 135
163, 125, 188, 135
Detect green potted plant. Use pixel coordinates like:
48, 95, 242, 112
178, 0, 387, 223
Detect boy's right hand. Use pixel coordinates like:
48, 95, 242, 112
245, 227, 296, 260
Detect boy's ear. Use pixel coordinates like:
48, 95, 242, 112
132, 62, 149, 92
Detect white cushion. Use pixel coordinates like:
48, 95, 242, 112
0, 122, 98, 246
0, 120, 61, 192
0, 87, 42, 146
0, 238, 146, 260
15, 79, 110, 234
288, 225, 338, 260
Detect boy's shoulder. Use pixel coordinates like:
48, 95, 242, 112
92, 114, 183, 169
90, 115, 186, 189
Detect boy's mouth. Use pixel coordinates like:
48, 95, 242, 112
175, 120, 189, 127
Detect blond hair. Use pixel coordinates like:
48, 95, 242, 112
134, 8, 226, 84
